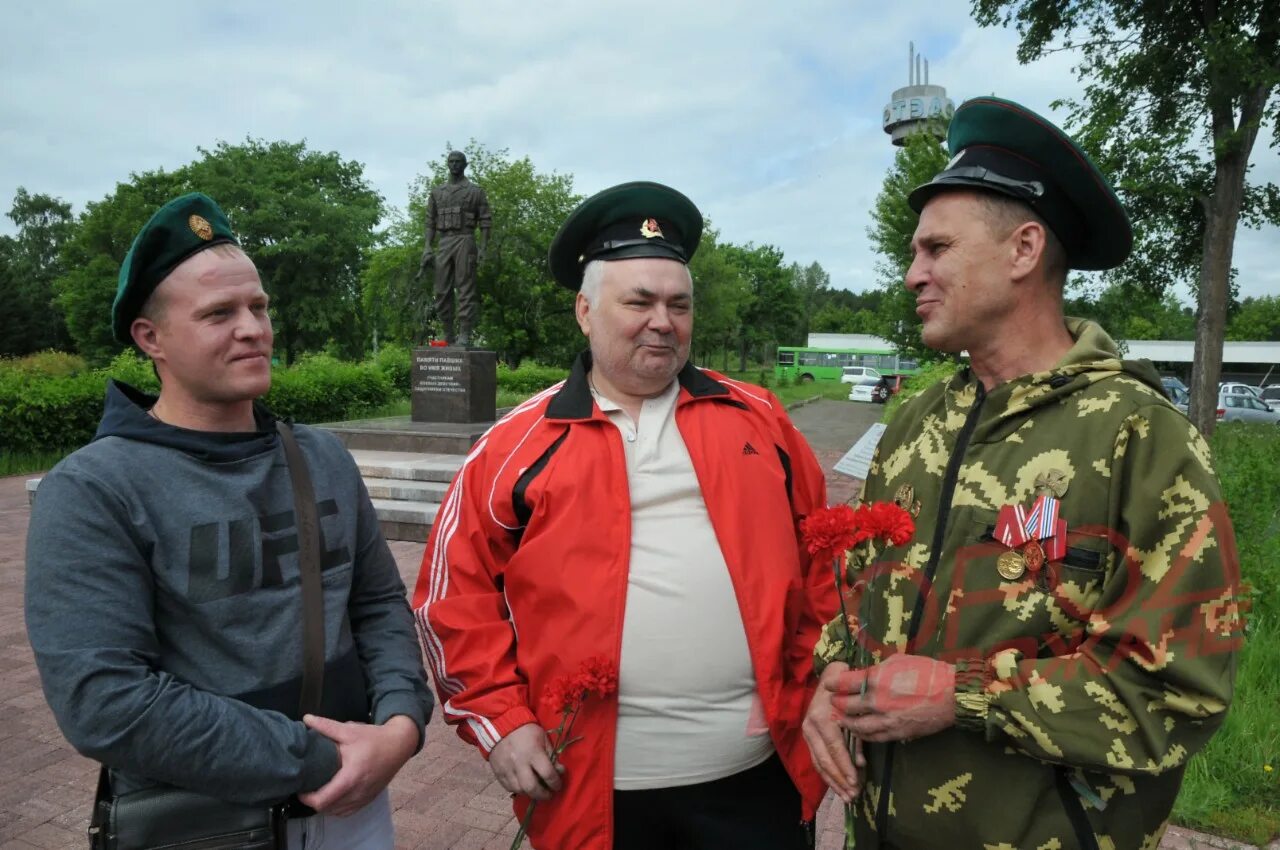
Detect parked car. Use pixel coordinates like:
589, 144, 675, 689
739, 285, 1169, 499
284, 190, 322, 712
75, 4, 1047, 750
840, 365, 883, 386
1261, 385, 1280, 404
1219, 393, 1280, 423
847, 375, 899, 404
1161, 375, 1188, 402
1219, 382, 1262, 399
1172, 392, 1278, 422
848, 383, 877, 403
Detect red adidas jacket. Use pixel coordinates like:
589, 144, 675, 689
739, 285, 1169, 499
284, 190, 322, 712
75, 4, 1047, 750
412, 354, 836, 849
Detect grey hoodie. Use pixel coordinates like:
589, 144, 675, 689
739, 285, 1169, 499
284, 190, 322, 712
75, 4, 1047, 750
25, 381, 432, 804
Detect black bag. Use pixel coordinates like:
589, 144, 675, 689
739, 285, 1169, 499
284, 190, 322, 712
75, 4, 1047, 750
88, 422, 325, 850
89, 768, 287, 850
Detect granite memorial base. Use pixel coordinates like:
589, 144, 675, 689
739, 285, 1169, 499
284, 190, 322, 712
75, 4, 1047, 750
412, 346, 497, 424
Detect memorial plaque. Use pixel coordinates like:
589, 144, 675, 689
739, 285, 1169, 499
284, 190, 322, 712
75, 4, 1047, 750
412, 347, 497, 424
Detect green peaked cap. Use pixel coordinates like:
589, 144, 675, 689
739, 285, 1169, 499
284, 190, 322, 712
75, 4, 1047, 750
112, 192, 239, 343
909, 96, 1132, 271
549, 181, 703, 291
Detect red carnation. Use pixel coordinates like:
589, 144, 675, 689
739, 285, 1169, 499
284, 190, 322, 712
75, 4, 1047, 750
800, 504, 861, 562
578, 655, 619, 699
866, 501, 915, 547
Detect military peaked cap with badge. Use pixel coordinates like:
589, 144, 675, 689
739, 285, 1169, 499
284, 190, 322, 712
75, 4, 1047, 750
909, 96, 1132, 271
111, 192, 239, 343
548, 181, 703, 291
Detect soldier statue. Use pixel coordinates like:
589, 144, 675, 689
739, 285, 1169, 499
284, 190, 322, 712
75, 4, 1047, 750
416, 151, 492, 347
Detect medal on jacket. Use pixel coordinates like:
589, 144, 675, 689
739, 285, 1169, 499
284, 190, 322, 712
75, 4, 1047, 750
997, 550, 1027, 580
894, 483, 922, 518
995, 495, 1063, 582
1034, 468, 1069, 498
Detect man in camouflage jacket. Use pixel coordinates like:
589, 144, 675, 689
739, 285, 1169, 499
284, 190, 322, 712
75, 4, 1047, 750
803, 97, 1241, 850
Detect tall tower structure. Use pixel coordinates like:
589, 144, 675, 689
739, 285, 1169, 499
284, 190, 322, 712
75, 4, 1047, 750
882, 42, 954, 145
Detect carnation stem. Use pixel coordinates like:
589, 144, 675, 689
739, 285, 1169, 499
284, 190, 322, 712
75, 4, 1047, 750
509, 700, 585, 849
833, 554, 859, 849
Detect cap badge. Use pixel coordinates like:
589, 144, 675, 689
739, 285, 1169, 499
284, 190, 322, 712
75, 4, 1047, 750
188, 214, 214, 241
640, 218, 663, 239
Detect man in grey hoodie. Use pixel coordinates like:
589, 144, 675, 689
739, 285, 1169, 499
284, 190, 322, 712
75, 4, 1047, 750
24, 192, 432, 849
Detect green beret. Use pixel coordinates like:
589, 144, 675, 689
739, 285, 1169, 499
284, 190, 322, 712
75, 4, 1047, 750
908, 96, 1132, 271
548, 181, 703, 291
112, 192, 238, 343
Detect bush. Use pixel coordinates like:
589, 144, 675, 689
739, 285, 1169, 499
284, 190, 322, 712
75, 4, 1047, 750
497, 362, 568, 395
882, 359, 961, 421
0, 350, 88, 378
0, 369, 111, 454
373, 344, 412, 392
1, 352, 398, 454
264, 354, 394, 423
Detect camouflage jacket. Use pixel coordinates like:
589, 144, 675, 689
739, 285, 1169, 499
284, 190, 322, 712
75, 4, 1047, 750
815, 319, 1241, 850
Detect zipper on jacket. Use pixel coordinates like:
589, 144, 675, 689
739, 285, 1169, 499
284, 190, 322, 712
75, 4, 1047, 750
874, 380, 986, 840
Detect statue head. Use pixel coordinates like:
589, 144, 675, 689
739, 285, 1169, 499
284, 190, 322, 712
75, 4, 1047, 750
447, 151, 468, 177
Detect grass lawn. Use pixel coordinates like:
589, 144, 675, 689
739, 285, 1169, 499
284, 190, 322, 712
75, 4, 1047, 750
1171, 422, 1280, 844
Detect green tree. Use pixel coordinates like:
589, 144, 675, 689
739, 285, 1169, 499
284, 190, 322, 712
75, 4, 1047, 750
973, 0, 1280, 435
0, 188, 75, 356
367, 143, 581, 366
185, 140, 383, 362
722, 242, 799, 369
789, 261, 832, 340
866, 126, 953, 361
1227, 295, 1280, 341
687, 224, 750, 370
54, 140, 383, 364
55, 169, 186, 362
808, 303, 870, 332
1069, 284, 1196, 340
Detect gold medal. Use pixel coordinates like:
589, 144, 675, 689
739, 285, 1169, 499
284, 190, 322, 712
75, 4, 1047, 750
1023, 539, 1045, 572
997, 550, 1026, 580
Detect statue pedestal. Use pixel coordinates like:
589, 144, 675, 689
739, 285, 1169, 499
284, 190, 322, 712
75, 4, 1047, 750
412, 347, 497, 424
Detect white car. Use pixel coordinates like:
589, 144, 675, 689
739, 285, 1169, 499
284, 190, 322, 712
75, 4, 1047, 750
840, 366, 883, 386
848, 383, 876, 403
1219, 382, 1262, 399
848, 379, 892, 404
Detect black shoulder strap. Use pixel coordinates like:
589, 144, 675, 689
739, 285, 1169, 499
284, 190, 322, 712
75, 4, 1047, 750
276, 421, 325, 717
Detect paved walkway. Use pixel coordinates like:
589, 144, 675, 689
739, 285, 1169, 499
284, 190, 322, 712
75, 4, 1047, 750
0, 400, 1269, 848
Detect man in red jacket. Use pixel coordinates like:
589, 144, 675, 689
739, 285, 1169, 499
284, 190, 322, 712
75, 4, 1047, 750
412, 181, 836, 849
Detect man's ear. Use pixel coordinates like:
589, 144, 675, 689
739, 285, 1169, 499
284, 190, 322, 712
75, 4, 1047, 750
131, 317, 163, 360
575, 292, 591, 337
1009, 220, 1047, 283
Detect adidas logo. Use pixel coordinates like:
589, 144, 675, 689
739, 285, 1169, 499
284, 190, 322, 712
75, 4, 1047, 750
742, 442, 759, 456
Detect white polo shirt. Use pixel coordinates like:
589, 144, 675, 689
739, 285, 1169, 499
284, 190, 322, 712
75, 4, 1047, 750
592, 378, 774, 790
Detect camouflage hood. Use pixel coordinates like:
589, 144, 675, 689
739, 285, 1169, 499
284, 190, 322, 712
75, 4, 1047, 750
958, 317, 1165, 443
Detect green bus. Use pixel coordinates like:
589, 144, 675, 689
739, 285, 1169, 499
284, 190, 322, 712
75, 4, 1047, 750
774, 345, 920, 384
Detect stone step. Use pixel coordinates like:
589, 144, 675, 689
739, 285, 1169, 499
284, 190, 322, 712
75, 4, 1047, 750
371, 498, 440, 544
349, 449, 464, 483
363, 477, 450, 503
319, 416, 488, 455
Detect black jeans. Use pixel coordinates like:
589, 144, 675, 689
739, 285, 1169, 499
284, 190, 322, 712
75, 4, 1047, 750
613, 754, 814, 850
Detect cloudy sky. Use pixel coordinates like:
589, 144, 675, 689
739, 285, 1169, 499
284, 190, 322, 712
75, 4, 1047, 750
3, 1, 1276, 301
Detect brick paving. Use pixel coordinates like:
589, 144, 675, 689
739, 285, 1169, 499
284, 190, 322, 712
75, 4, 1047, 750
0, 420, 1266, 849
